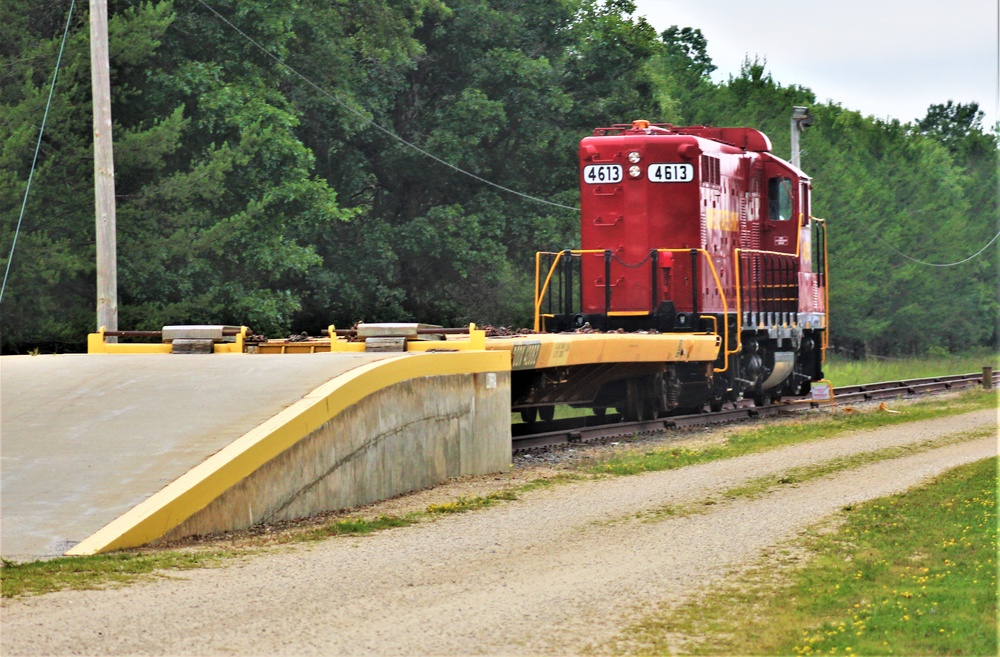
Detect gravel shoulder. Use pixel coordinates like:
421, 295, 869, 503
1, 406, 996, 656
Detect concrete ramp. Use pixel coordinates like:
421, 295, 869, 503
1, 352, 510, 561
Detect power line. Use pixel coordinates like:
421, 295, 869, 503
886, 229, 1000, 267
0, 0, 77, 306
842, 211, 1000, 267
194, 0, 579, 213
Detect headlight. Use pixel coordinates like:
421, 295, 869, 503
628, 151, 641, 163
628, 165, 641, 178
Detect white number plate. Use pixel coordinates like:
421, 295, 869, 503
647, 163, 694, 182
583, 164, 622, 184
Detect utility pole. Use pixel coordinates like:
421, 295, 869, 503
90, 0, 118, 335
790, 106, 813, 169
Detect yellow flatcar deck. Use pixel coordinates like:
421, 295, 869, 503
250, 325, 722, 371
483, 332, 721, 370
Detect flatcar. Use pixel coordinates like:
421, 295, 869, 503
526, 120, 828, 419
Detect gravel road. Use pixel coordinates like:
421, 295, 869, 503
2, 407, 996, 656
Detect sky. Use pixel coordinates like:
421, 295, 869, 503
630, 0, 1000, 130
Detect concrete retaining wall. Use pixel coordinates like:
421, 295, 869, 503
161, 371, 510, 541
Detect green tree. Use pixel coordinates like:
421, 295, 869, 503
0, 0, 355, 351
292, 0, 662, 330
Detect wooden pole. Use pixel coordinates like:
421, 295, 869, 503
90, 0, 118, 334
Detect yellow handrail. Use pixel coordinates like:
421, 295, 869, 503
732, 247, 799, 355
816, 218, 830, 363
736, 218, 831, 366
656, 248, 730, 372
533, 215, 831, 371
532, 249, 607, 331
532, 248, 732, 372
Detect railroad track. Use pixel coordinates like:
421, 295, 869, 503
512, 371, 995, 453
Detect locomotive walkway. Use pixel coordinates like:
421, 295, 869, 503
0, 351, 509, 561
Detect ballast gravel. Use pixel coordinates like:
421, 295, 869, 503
1, 406, 996, 656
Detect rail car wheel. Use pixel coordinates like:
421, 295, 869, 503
539, 405, 555, 422
626, 378, 657, 422
520, 408, 538, 423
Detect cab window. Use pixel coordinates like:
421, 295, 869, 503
768, 177, 794, 221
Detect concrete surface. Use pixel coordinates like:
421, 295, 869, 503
162, 370, 511, 541
1, 352, 510, 561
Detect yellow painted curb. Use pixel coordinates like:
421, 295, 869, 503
66, 350, 510, 556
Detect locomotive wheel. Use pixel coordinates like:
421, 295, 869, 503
520, 408, 538, 423
539, 405, 555, 422
626, 378, 657, 422
752, 392, 769, 407
709, 399, 724, 413
593, 407, 607, 417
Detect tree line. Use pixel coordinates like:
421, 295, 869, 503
2, 0, 996, 356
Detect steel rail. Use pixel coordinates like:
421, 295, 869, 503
512, 372, 994, 452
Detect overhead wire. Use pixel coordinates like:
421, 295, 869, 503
193, 0, 580, 213
884, 229, 1000, 267
840, 212, 1000, 267
0, 0, 77, 306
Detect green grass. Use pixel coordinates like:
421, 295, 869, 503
425, 490, 519, 514
0, 551, 232, 598
512, 404, 597, 424
824, 350, 997, 387
717, 425, 995, 502
587, 389, 996, 477
598, 424, 995, 528
605, 457, 998, 656
290, 514, 420, 542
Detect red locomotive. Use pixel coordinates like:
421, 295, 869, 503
532, 120, 828, 416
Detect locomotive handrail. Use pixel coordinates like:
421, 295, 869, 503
732, 248, 799, 356
734, 215, 830, 363
654, 248, 730, 372
533, 248, 732, 373
815, 217, 830, 363
735, 247, 799, 332
533, 249, 605, 331
534, 220, 831, 371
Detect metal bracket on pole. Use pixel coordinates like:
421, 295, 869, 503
790, 106, 812, 169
